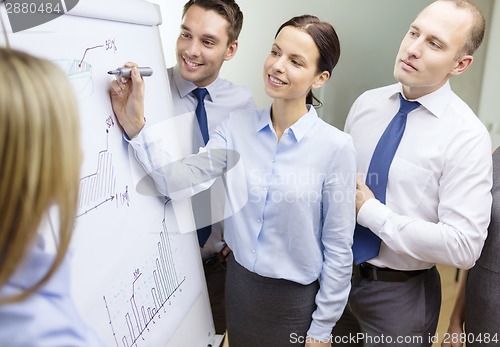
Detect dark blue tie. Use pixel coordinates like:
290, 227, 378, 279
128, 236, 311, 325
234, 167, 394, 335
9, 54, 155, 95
192, 88, 209, 146
192, 88, 211, 247
352, 93, 420, 265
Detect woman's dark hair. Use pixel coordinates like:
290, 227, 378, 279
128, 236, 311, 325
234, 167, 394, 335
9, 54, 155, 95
275, 15, 340, 107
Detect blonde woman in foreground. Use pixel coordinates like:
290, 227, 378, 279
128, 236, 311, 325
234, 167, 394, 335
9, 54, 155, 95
0, 47, 104, 346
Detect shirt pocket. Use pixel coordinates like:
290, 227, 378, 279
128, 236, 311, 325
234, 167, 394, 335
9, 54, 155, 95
388, 157, 433, 212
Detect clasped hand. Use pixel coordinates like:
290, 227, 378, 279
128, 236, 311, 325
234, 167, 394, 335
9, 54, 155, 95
355, 174, 374, 214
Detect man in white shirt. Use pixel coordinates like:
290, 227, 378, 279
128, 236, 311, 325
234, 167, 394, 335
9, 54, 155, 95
110, 0, 255, 336
333, 1, 493, 346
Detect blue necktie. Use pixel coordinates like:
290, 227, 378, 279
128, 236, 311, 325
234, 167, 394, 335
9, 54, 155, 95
192, 88, 212, 247
352, 93, 420, 265
192, 88, 209, 146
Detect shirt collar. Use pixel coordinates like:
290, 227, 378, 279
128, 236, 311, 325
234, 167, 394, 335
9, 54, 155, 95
256, 106, 273, 132
172, 65, 221, 102
390, 82, 453, 119
255, 105, 319, 142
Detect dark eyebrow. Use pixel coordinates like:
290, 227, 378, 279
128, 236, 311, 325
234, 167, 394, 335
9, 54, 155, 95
272, 43, 307, 61
289, 53, 307, 61
180, 24, 220, 43
202, 34, 219, 42
428, 34, 447, 47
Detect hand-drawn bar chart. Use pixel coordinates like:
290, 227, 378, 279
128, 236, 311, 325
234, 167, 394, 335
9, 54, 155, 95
104, 201, 186, 347
77, 138, 116, 217
77, 117, 130, 217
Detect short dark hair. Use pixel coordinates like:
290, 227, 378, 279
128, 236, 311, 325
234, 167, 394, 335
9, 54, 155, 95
275, 15, 341, 107
183, 0, 243, 45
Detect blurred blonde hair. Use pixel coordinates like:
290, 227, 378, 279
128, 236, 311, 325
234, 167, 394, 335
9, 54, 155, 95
0, 47, 81, 303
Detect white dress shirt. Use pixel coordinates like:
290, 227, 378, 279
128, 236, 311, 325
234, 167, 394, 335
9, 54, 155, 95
345, 82, 492, 270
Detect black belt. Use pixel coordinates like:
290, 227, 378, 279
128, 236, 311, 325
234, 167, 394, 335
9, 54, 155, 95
355, 263, 431, 282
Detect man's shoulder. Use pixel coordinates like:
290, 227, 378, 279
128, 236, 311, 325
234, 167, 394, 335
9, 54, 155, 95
447, 92, 488, 133
215, 77, 252, 95
167, 66, 185, 99
167, 65, 176, 83
348, 83, 397, 114
212, 78, 255, 111
358, 83, 397, 99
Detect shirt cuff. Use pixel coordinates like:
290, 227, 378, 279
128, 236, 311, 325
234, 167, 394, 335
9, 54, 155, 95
307, 322, 332, 344
357, 198, 392, 236
125, 127, 146, 148
121, 116, 147, 142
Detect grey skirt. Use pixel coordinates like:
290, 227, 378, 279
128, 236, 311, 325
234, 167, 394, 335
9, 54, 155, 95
225, 254, 320, 347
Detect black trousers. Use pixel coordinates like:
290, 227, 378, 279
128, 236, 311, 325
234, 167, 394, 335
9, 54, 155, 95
203, 251, 228, 335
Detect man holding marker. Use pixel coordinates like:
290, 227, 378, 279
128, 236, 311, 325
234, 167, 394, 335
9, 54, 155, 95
110, 0, 255, 336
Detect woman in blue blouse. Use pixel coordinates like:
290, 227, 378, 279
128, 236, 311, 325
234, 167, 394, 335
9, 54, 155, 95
112, 15, 356, 347
0, 48, 104, 346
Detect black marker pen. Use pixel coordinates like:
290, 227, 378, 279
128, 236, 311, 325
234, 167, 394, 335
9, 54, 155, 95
107, 67, 153, 78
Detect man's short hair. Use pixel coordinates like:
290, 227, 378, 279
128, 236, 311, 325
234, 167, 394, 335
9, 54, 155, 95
183, 0, 244, 45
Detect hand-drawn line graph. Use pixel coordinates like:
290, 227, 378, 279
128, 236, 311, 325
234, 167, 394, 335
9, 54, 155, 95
104, 199, 185, 347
